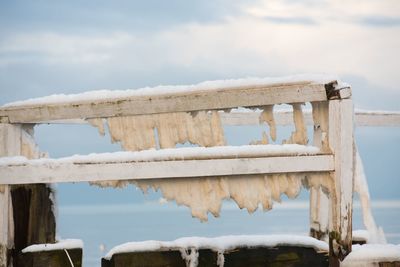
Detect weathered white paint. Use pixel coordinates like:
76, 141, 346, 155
14, 110, 400, 127
0, 82, 328, 123
222, 110, 400, 127
309, 101, 330, 242
0, 124, 22, 267
328, 99, 354, 259
0, 155, 334, 185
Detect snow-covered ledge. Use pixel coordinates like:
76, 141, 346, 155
105, 235, 329, 260
21, 239, 83, 253
342, 244, 400, 266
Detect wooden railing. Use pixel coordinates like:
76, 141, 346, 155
0, 79, 357, 266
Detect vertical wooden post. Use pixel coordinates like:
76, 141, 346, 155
0, 124, 22, 267
310, 102, 330, 241
0, 123, 56, 267
328, 99, 354, 265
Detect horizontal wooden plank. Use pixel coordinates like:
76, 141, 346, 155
354, 111, 400, 127
0, 82, 329, 123
11, 110, 399, 127
220, 110, 400, 127
0, 155, 334, 185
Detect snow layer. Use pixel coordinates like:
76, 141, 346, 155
0, 144, 320, 166
22, 239, 83, 253
104, 234, 328, 260
342, 244, 400, 266
2, 74, 341, 108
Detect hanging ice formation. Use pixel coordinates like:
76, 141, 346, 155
87, 105, 336, 222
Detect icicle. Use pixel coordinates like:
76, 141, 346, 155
179, 248, 199, 267
20, 128, 40, 159
311, 102, 329, 152
304, 173, 333, 195
134, 177, 230, 222
87, 118, 105, 136
354, 150, 387, 244
210, 111, 225, 146
107, 115, 157, 151
249, 131, 268, 145
133, 173, 305, 222
156, 113, 181, 148
89, 180, 129, 188
259, 105, 276, 142
284, 103, 308, 145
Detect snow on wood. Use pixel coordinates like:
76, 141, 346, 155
342, 244, 400, 266
21, 239, 83, 253
104, 234, 329, 260
2, 74, 341, 108
0, 154, 334, 185
328, 99, 354, 259
0, 75, 343, 123
0, 123, 22, 266
0, 144, 321, 166
352, 230, 370, 243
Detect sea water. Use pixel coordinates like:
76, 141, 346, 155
57, 199, 400, 267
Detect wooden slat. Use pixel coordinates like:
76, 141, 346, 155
222, 110, 400, 127
0, 82, 328, 123
328, 99, 354, 262
15, 110, 400, 127
0, 155, 334, 185
0, 124, 22, 266
355, 111, 400, 127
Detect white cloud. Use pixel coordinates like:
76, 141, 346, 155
0, 0, 399, 93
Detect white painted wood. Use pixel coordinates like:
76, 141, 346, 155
355, 111, 400, 127
328, 99, 354, 258
18, 110, 400, 127
0, 124, 22, 267
0, 155, 334, 185
309, 101, 330, 241
0, 83, 328, 123
222, 110, 400, 127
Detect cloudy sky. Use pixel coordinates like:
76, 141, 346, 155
1, 0, 400, 110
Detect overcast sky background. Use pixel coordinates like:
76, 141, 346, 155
0, 0, 399, 203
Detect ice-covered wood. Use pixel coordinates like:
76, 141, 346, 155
309, 102, 330, 242
342, 244, 400, 266
283, 104, 308, 145
104, 234, 329, 260
102, 111, 226, 151
16, 109, 400, 127
328, 99, 354, 261
0, 153, 334, 186
0, 78, 334, 123
134, 173, 306, 221
21, 239, 83, 253
0, 123, 22, 267
259, 105, 276, 142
